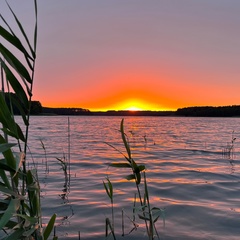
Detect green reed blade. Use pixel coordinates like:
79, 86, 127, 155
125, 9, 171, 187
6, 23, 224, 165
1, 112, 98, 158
9, 96, 29, 126
1, 125, 25, 142
103, 180, 110, 199
0, 198, 20, 229
0, 159, 15, 172
103, 177, 113, 201
0, 93, 17, 133
0, 25, 34, 69
138, 165, 145, 172
43, 213, 57, 240
110, 162, 132, 168
22, 224, 39, 237
0, 143, 16, 153
13, 152, 25, 178
5, 1, 35, 59
0, 135, 17, 171
125, 174, 135, 181
0, 43, 32, 83
120, 119, 131, 159
138, 214, 150, 221
3, 227, 25, 240
0, 184, 23, 199
15, 214, 38, 225
1, 60, 29, 107
34, 0, 38, 53
0, 169, 11, 188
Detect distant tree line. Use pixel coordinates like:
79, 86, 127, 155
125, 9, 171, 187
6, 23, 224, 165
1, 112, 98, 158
3, 93, 240, 117
2, 92, 43, 115
42, 107, 90, 115
175, 106, 240, 117
90, 110, 174, 116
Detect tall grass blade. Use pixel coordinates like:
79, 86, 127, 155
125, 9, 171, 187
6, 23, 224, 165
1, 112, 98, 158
3, 228, 25, 240
34, 0, 38, 52
5, 1, 35, 59
0, 143, 16, 152
0, 184, 23, 198
0, 169, 11, 188
0, 25, 34, 67
120, 119, 131, 159
0, 60, 29, 107
43, 213, 57, 240
109, 162, 132, 168
0, 43, 32, 83
0, 198, 20, 229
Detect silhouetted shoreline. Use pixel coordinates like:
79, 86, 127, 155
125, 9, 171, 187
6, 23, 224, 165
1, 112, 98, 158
3, 93, 239, 117
40, 105, 240, 117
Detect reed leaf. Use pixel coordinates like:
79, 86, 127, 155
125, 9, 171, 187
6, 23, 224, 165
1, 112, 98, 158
0, 198, 20, 230
103, 177, 113, 201
43, 213, 57, 240
3, 227, 25, 240
5, 1, 35, 59
34, 0, 38, 53
0, 169, 11, 189
26, 170, 39, 217
0, 184, 24, 199
0, 59, 29, 107
0, 135, 16, 171
0, 25, 34, 67
135, 172, 141, 185
0, 93, 17, 133
1, 125, 25, 142
0, 159, 15, 172
120, 119, 131, 159
9, 96, 29, 126
109, 162, 132, 168
138, 165, 145, 172
22, 224, 39, 237
0, 200, 10, 211
138, 214, 150, 221
125, 174, 136, 181
0, 42, 32, 83
15, 214, 38, 225
0, 143, 16, 153
12, 152, 25, 178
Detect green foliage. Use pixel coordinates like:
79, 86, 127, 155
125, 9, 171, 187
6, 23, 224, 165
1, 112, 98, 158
107, 119, 165, 239
0, 1, 56, 239
103, 177, 113, 203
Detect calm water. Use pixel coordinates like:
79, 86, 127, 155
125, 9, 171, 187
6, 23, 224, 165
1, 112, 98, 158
25, 116, 240, 239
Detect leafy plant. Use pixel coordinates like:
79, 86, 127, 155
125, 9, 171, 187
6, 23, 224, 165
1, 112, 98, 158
223, 131, 236, 159
0, 1, 56, 239
103, 177, 115, 237
107, 119, 165, 239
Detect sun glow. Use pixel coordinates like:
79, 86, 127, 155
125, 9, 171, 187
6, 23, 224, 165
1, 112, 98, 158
125, 106, 142, 111
115, 99, 156, 111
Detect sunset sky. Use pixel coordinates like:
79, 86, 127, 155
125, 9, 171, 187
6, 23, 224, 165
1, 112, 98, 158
1, 1, 240, 111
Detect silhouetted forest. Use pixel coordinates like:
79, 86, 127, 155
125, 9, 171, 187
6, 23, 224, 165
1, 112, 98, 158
42, 107, 90, 115
175, 106, 240, 117
2, 92, 42, 115
2, 93, 240, 117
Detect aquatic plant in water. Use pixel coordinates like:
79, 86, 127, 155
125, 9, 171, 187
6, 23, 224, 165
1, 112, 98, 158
105, 119, 164, 239
222, 131, 236, 159
0, 1, 56, 239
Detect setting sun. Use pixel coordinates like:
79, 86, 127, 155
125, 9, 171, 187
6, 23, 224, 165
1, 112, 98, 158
125, 106, 142, 111
114, 99, 153, 111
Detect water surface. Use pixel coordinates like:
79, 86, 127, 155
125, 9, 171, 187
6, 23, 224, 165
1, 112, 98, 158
25, 116, 240, 239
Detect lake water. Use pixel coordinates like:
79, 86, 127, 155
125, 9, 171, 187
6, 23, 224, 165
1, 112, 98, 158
25, 116, 240, 239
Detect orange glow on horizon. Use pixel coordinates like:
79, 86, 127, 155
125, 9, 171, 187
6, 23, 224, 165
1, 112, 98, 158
39, 97, 177, 112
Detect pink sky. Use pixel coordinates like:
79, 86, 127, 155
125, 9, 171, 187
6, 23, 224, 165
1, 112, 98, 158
1, 0, 240, 111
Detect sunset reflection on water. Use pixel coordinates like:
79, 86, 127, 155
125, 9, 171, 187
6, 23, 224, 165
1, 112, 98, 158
24, 116, 240, 240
